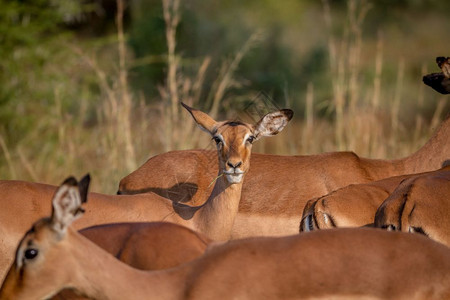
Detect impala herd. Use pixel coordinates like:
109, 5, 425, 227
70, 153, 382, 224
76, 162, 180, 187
1, 60, 450, 299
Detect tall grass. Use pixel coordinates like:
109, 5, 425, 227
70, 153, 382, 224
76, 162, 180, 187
0, 0, 447, 194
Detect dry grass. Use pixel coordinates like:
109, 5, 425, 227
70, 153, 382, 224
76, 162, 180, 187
0, 0, 448, 194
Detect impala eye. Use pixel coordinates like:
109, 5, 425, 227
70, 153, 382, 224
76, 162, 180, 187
212, 136, 222, 145
246, 136, 255, 144
409, 226, 427, 236
381, 224, 396, 231
24, 248, 38, 260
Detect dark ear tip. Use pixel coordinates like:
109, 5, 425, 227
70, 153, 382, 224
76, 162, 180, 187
180, 102, 192, 110
62, 176, 78, 186
281, 109, 294, 121
78, 174, 91, 203
81, 173, 91, 184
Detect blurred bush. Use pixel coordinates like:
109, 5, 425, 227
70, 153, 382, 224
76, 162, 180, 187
0, 0, 449, 193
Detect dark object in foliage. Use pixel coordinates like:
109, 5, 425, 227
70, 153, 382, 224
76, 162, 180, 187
423, 57, 450, 94
437, 57, 450, 78
423, 73, 450, 94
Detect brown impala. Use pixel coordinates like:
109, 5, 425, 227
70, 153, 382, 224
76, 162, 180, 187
2, 177, 450, 300
300, 165, 450, 232
375, 168, 450, 247
119, 113, 450, 238
53, 221, 212, 300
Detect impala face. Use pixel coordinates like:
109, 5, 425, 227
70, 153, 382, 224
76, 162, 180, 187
212, 121, 255, 184
0, 219, 68, 300
0, 175, 90, 300
182, 103, 293, 185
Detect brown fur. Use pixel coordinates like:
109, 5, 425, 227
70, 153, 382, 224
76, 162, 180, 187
300, 165, 450, 231
3, 220, 450, 299
375, 169, 450, 247
79, 222, 211, 270
118, 115, 450, 238
51, 222, 212, 300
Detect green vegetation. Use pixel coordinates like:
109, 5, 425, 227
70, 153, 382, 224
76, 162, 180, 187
0, 0, 449, 193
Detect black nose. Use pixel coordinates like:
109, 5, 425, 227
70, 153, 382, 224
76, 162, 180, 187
227, 161, 242, 168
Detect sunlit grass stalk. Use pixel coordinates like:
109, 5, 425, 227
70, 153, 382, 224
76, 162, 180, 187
207, 173, 224, 188
208, 32, 262, 120
372, 30, 383, 109
430, 98, 446, 133
17, 147, 38, 182
116, 0, 136, 171
391, 58, 405, 139
322, 0, 345, 151
302, 82, 314, 154
0, 134, 16, 178
413, 64, 427, 146
369, 31, 384, 156
345, 0, 370, 151
347, 0, 370, 114
178, 56, 212, 148
162, 0, 180, 151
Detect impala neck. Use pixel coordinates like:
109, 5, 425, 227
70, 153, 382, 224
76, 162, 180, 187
193, 173, 244, 241
66, 229, 186, 300
404, 114, 450, 172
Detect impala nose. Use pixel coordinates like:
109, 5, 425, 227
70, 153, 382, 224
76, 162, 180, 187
227, 161, 242, 169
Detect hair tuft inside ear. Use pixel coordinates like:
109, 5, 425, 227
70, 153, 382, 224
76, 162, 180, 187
281, 109, 294, 121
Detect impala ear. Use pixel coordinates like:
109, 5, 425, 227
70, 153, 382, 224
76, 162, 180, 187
51, 175, 90, 235
254, 109, 293, 139
181, 102, 218, 135
78, 174, 90, 204
374, 183, 410, 231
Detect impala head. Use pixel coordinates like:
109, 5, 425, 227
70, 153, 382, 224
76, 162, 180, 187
182, 102, 293, 184
0, 175, 90, 300
374, 173, 450, 247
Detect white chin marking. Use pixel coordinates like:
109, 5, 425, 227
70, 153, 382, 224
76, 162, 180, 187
226, 174, 243, 184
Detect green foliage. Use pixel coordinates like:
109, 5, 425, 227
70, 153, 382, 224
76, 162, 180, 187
0, 0, 85, 145
0, 0, 449, 192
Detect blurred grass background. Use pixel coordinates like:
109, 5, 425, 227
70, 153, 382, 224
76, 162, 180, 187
0, 0, 449, 194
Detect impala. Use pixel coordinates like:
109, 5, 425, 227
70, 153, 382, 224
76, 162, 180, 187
53, 221, 212, 300
119, 113, 450, 238
299, 165, 450, 231
300, 174, 410, 231
0, 103, 292, 280
375, 168, 450, 247
2, 177, 450, 300
79, 222, 211, 270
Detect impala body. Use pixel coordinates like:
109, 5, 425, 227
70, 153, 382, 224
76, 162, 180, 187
52, 222, 212, 300
300, 165, 450, 231
2, 177, 450, 300
119, 114, 450, 238
375, 169, 450, 247
79, 222, 211, 270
